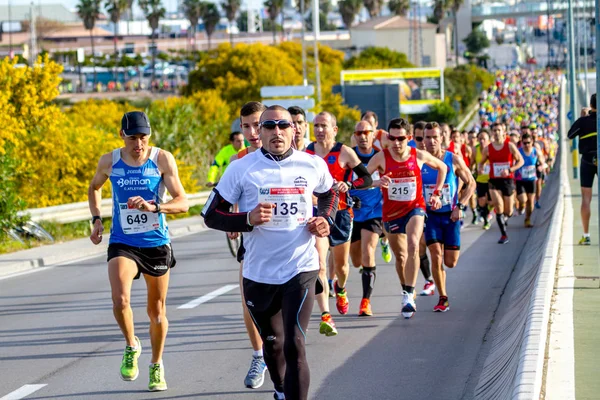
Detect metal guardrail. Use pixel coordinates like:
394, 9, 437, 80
18, 191, 211, 224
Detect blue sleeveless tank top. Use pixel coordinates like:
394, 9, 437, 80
516, 147, 538, 181
109, 147, 169, 247
349, 146, 382, 222
421, 151, 457, 213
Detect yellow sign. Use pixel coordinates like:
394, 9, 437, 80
342, 69, 442, 82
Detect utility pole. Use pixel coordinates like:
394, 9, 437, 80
312, 0, 321, 103
568, 0, 578, 178
300, 0, 307, 86
546, 0, 551, 67
29, 1, 37, 62
595, 0, 600, 279
583, 0, 589, 101
8, 0, 13, 58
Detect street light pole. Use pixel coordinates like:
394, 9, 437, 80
568, 0, 579, 179
300, 0, 307, 86
312, 0, 321, 103
583, 0, 589, 101
595, 0, 600, 274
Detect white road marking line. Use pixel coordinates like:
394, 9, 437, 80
1, 384, 47, 400
178, 284, 239, 309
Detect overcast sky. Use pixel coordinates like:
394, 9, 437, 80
9, 0, 188, 13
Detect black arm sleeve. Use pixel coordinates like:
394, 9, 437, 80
314, 185, 338, 220
349, 163, 373, 189
567, 119, 581, 139
201, 189, 254, 233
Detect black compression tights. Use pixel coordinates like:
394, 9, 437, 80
250, 287, 315, 400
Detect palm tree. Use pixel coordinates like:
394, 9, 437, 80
448, 0, 464, 66
363, 0, 384, 18
338, 0, 362, 29
126, 0, 134, 34
182, 0, 204, 51
264, 0, 284, 44
200, 2, 221, 50
76, 0, 101, 88
105, 0, 128, 83
221, 0, 241, 45
388, 0, 410, 17
139, 0, 166, 89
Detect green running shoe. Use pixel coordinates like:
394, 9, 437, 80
120, 336, 141, 381
148, 363, 167, 391
380, 238, 392, 263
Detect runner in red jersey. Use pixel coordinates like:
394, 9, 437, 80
308, 111, 372, 316
367, 119, 447, 319
478, 122, 524, 244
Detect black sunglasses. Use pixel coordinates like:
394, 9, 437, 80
522, 141, 532, 145
387, 134, 407, 142
415, 137, 424, 142
260, 120, 293, 130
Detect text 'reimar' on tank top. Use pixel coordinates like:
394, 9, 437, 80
421, 151, 457, 213
381, 147, 425, 222
488, 140, 514, 179
109, 147, 169, 247
307, 142, 352, 212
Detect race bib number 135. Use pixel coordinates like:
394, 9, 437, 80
257, 187, 308, 229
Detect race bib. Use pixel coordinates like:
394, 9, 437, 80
521, 165, 536, 179
257, 187, 308, 229
119, 203, 160, 234
424, 184, 452, 206
482, 163, 490, 175
388, 177, 417, 201
493, 162, 510, 177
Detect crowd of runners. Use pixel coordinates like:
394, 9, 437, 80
87, 68, 561, 399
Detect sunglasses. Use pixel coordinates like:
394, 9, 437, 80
522, 141, 532, 145
260, 120, 293, 130
387, 134, 407, 142
354, 130, 373, 136
415, 137, 424, 142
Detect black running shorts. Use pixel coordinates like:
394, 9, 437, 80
108, 242, 175, 279
476, 181, 491, 200
350, 218, 383, 243
580, 157, 598, 188
488, 178, 516, 197
516, 180, 536, 195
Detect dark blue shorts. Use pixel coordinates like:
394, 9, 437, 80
424, 211, 461, 250
329, 209, 353, 247
383, 208, 427, 235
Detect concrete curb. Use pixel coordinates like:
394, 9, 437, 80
510, 77, 567, 400
0, 217, 208, 279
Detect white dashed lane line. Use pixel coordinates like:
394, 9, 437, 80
177, 284, 239, 309
0, 384, 47, 400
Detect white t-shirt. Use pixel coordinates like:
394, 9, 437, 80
216, 150, 334, 285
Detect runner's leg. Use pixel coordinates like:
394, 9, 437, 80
109, 257, 139, 347
144, 270, 170, 364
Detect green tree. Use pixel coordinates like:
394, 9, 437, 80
182, 0, 205, 51
387, 0, 410, 16
363, 0, 384, 18
76, 0, 101, 86
448, 0, 465, 66
264, 0, 284, 44
0, 145, 26, 239
463, 28, 490, 55
344, 46, 414, 69
221, 0, 241, 45
139, 0, 166, 87
237, 10, 248, 32
200, 2, 221, 50
338, 0, 362, 29
411, 101, 458, 125
105, 0, 129, 82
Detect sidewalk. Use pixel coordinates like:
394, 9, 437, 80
568, 163, 600, 400
0, 216, 207, 279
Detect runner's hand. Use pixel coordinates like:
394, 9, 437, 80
248, 202, 275, 226
336, 181, 349, 193
450, 207, 462, 222
380, 174, 392, 189
227, 232, 239, 239
429, 194, 442, 210
500, 169, 510, 177
90, 219, 104, 245
307, 217, 330, 237
127, 196, 154, 212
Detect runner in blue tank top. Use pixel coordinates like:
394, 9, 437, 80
348, 120, 387, 317
422, 122, 476, 313
88, 111, 188, 392
515, 133, 546, 227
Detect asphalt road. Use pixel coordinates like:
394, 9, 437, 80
0, 214, 537, 400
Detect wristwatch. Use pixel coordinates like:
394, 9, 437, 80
432, 189, 442, 197
457, 203, 467, 211
345, 181, 353, 190
153, 203, 161, 213
91, 216, 102, 224
325, 216, 335, 227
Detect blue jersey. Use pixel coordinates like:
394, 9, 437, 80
421, 151, 457, 213
516, 147, 538, 181
349, 147, 382, 222
408, 140, 417, 149
109, 147, 169, 247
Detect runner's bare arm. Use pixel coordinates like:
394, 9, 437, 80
453, 154, 476, 202
157, 150, 189, 214
508, 143, 525, 172
88, 153, 112, 217
537, 149, 547, 170
366, 151, 385, 187
478, 147, 489, 174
